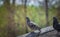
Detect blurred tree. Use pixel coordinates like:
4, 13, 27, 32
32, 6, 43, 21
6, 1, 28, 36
24, 0, 29, 33
50, 0, 60, 20
15, 0, 29, 35
12, 0, 15, 5
4, 0, 16, 37
4, 0, 10, 5
56, 0, 60, 20
45, 0, 49, 26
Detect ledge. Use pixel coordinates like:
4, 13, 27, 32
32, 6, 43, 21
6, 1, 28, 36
17, 26, 55, 37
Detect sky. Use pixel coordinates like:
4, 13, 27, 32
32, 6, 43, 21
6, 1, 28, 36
0, 1, 3, 6
0, 0, 43, 6
0, 0, 56, 7
15, 0, 41, 6
10, 0, 44, 6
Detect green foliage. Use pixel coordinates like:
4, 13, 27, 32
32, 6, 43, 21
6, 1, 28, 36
27, 6, 46, 27
14, 5, 57, 35
0, 6, 8, 37
0, 5, 57, 36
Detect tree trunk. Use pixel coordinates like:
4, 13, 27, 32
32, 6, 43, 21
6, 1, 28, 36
45, 0, 49, 26
57, 6, 60, 20
4, 0, 10, 5
12, 0, 15, 5
4, 0, 16, 37
22, 0, 28, 32
57, 0, 60, 21
24, 0, 29, 33
18, 0, 28, 34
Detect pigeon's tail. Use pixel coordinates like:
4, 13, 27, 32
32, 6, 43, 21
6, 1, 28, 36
38, 28, 41, 33
34, 27, 41, 33
36, 26, 41, 31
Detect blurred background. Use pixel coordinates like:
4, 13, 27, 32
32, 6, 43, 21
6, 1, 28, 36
0, 0, 60, 37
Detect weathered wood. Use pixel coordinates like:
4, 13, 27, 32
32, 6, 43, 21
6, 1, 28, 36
17, 26, 54, 37
40, 26, 54, 35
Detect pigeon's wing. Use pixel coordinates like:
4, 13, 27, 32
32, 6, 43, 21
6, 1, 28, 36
29, 22, 41, 30
30, 21, 40, 27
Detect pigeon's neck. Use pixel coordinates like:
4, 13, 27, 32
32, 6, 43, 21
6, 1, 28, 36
26, 20, 30, 23
53, 19, 58, 25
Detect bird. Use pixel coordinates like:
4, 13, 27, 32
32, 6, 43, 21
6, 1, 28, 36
53, 17, 60, 35
26, 17, 41, 32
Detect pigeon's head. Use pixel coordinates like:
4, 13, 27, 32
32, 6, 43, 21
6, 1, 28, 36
53, 17, 58, 23
53, 17, 57, 21
26, 17, 30, 22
